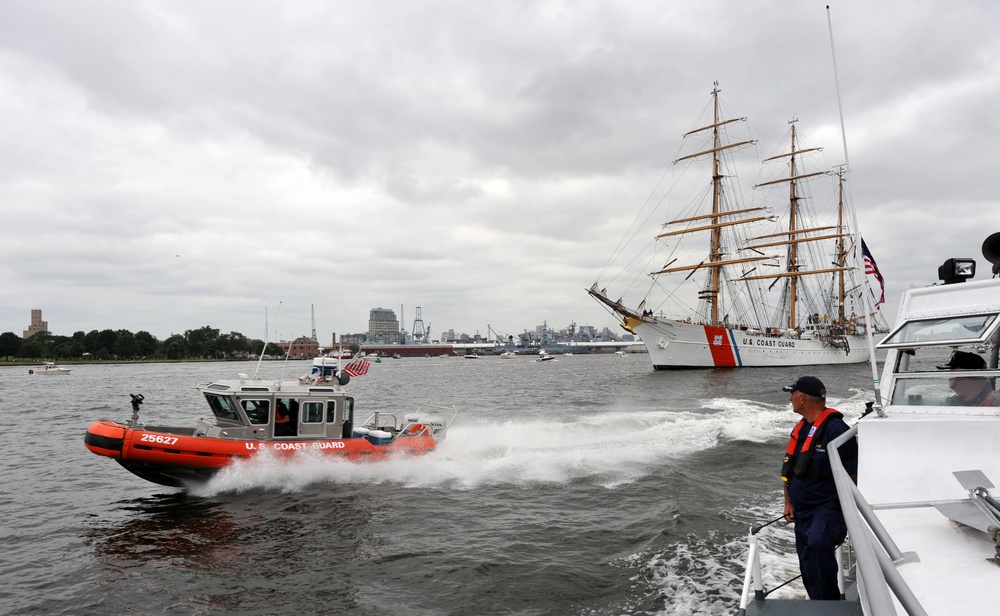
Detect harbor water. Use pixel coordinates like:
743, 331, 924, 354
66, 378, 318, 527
1, 355, 879, 615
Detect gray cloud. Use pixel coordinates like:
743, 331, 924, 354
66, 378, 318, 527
2, 1, 999, 341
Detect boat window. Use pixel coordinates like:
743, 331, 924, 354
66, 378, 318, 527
343, 397, 354, 424
878, 313, 999, 349
302, 401, 324, 424
206, 395, 241, 421
890, 375, 1000, 407
241, 399, 271, 425
891, 346, 997, 373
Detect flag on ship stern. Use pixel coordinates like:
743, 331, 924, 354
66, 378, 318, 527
862, 238, 885, 307
344, 357, 371, 377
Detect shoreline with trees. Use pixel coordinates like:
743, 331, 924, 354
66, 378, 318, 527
0, 326, 288, 363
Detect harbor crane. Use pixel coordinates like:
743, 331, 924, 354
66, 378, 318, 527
412, 307, 427, 342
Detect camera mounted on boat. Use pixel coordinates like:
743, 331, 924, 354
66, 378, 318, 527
129, 393, 144, 423
938, 232, 1000, 284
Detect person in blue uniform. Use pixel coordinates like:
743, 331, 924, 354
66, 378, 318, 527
780, 376, 858, 601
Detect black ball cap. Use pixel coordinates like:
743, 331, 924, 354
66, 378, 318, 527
937, 351, 986, 370
781, 376, 827, 398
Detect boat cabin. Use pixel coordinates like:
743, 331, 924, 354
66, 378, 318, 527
866, 276, 1000, 506
194, 380, 357, 441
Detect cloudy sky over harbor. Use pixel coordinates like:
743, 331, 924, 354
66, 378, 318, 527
2, 1, 999, 343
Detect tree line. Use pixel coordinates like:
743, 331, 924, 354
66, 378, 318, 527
0, 326, 286, 361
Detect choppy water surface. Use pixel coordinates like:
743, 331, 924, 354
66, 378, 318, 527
1, 355, 878, 614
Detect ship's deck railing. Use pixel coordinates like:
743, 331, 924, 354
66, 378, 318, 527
738, 423, 929, 616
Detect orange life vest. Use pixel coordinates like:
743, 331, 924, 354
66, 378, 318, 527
781, 408, 843, 485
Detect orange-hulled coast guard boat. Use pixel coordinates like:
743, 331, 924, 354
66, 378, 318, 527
85, 358, 456, 488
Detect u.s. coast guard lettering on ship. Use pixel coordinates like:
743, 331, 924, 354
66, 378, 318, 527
740, 338, 796, 348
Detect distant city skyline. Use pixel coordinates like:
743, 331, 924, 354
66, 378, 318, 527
12, 307, 620, 344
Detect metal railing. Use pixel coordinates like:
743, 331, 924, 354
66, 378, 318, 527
738, 423, 929, 615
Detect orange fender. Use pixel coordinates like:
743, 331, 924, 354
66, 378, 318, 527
84, 421, 127, 458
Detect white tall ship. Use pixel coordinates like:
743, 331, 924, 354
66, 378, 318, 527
589, 85, 884, 369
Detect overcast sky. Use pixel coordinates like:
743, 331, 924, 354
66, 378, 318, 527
2, 1, 998, 344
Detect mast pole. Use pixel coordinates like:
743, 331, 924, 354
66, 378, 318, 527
828, 6, 881, 404
836, 167, 847, 325
788, 120, 799, 330
709, 83, 723, 323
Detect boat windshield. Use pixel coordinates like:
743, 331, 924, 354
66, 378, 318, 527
205, 395, 241, 422
878, 313, 999, 348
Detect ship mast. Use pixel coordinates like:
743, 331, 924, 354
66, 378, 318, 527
835, 166, 847, 326
653, 84, 757, 324
787, 120, 800, 329
748, 119, 844, 330
708, 86, 724, 323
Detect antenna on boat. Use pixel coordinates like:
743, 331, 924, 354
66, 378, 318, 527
279, 329, 292, 381
255, 301, 282, 380
827, 5, 882, 407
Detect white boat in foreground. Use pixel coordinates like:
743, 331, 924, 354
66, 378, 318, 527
589, 85, 886, 369
738, 233, 1000, 615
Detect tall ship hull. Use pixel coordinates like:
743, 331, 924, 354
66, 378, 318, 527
633, 319, 869, 369
589, 83, 885, 369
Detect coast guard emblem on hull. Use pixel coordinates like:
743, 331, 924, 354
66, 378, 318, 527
713, 334, 724, 346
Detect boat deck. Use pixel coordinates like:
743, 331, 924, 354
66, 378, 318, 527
874, 507, 1000, 614
744, 599, 861, 615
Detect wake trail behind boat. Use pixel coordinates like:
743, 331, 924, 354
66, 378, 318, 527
194, 393, 873, 496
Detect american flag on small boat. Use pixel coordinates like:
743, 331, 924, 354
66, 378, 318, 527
344, 357, 371, 377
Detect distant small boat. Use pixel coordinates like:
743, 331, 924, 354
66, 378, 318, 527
499, 350, 517, 358
35, 362, 71, 375
465, 353, 480, 359
615, 351, 626, 358
536, 351, 555, 362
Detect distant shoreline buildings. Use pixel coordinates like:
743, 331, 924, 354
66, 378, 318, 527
337, 306, 626, 348
23, 309, 48, 339
16, 305, 629, 355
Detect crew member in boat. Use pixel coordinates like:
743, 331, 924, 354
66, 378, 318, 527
275, 399, 293, 436
780, 375, 858, 601
938, 351, 1000, 406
